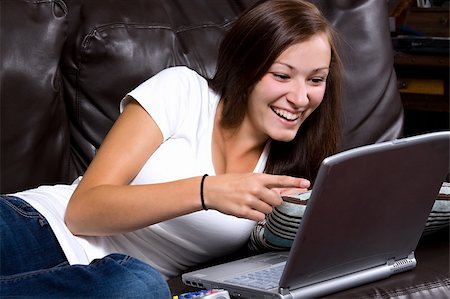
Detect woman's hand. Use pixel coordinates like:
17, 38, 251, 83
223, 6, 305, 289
202, 173, 310, 221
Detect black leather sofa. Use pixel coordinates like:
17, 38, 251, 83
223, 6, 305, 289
1, 0, 448, 297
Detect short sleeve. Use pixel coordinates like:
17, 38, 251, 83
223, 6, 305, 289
120, 67, 202, 141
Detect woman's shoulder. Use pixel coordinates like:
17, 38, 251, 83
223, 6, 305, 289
156, 66, 206, 83
125, 66, 209, 108
154, 67, 216, 109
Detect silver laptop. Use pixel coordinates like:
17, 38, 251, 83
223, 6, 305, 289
182, 131, 450, 298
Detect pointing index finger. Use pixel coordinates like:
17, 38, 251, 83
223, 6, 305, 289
265, 174, 310, 189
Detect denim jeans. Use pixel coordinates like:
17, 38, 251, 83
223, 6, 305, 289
0, 195, 171, 298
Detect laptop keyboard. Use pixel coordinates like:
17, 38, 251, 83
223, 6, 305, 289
224, 264, 284, 290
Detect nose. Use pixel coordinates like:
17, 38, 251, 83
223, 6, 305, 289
286, 79, 309, 107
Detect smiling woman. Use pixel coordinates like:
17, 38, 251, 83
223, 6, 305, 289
209, 0, 342, 181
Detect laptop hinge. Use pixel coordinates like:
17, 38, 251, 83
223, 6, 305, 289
388, 252, 415, 265
389, 252, 416, 274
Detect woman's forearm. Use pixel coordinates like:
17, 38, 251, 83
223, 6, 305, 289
65, 176, 202, 236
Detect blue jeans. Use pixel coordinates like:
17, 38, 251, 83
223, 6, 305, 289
0, 195, 171, 298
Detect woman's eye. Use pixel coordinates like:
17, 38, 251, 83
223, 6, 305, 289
273, 73, 289, 80
310, 77, 326, 84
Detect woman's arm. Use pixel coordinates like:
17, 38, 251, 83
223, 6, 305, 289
65, 100, 309, 237
65, 100, 204, 236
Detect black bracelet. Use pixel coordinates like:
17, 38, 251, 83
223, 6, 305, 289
200, 174, 208, 210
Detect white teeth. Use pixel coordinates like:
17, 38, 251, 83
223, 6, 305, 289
272, 107, 300, 121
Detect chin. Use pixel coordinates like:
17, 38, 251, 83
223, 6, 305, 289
268, 125, 301, 142
271, 132, 298, 143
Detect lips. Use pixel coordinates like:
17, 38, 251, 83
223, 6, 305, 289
271, 107, 301, 121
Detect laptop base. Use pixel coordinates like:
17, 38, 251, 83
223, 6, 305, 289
183, 252, 416, 299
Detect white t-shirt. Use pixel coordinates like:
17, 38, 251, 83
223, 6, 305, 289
13, 67, 269, 279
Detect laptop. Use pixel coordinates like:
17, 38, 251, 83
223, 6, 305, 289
182, 131, 450, 298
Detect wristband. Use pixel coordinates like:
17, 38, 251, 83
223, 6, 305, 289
200, 174, 209, 210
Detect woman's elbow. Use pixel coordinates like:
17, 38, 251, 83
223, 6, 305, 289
64, 196, 86, 236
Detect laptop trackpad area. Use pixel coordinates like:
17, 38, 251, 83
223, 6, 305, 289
216, 252, 289, 290
189, 252, 288, 281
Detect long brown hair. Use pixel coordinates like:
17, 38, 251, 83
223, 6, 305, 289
208, 0, 342, 183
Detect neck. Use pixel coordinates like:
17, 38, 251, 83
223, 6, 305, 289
212, 102, 268, 174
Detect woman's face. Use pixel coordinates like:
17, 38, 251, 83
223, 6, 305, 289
245, 32, 331, 142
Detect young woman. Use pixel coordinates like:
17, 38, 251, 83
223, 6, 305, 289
0, 0, 341, 297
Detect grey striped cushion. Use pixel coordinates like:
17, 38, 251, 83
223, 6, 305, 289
423, 182, 450, 235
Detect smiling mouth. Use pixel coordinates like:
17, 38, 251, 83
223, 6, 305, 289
271, 107, 301, 121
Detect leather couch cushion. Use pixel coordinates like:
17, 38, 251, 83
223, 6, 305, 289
1, 0, 70, 193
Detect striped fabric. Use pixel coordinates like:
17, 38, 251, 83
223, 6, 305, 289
248, 191, 310, 252
248, 183, 450, 252
423, 182, 450, 235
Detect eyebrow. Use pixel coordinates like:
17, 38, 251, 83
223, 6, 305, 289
313, 67, 330, 72
273, 62, 330, 72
